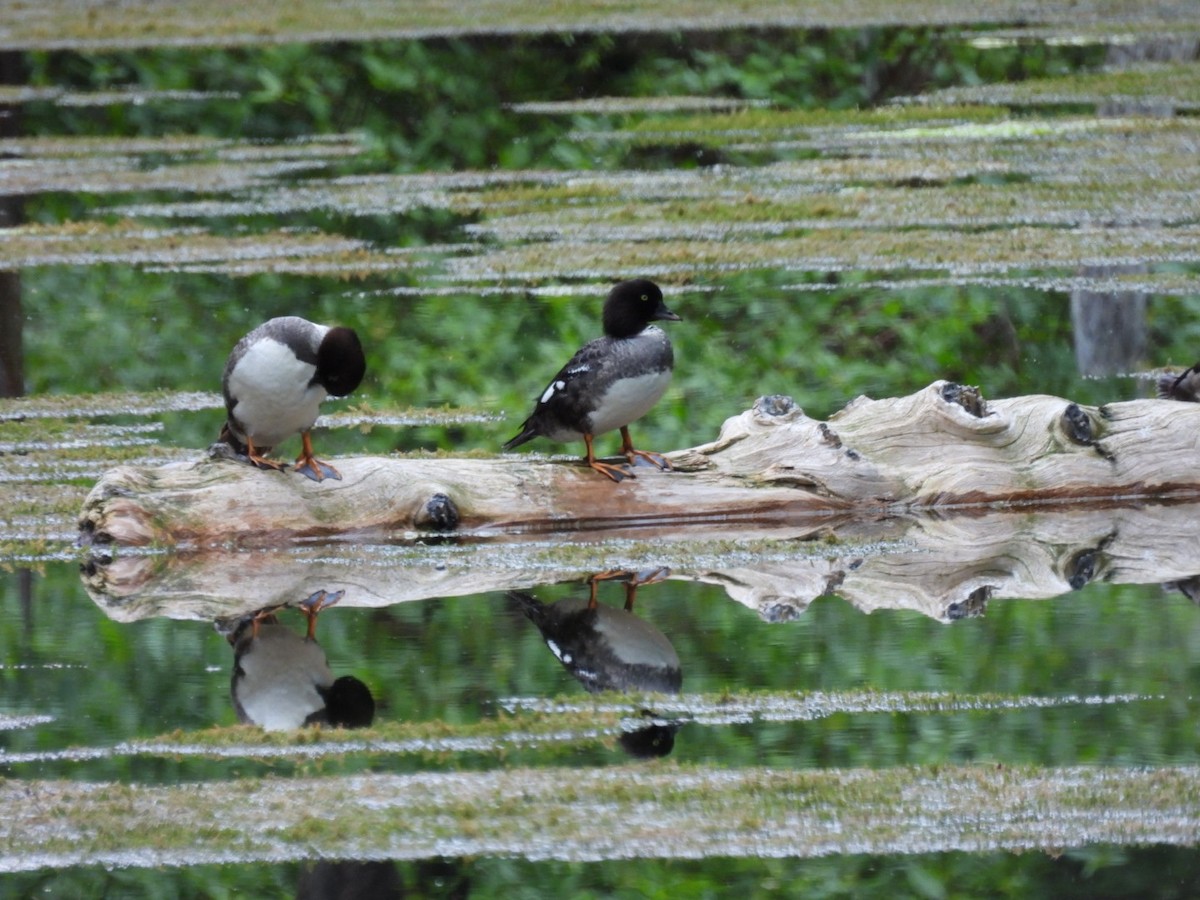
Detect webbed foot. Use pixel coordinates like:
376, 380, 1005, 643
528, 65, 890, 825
294, 456, 342, 482
299, 589, 346, 639
294, 431, 342, 481
619, 426, 672, 472
626, 448, 672, 470
246, 438, 288, 473
589, 458, 634, 482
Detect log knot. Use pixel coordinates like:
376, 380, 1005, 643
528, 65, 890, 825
940, 382, 988, 418
753, 394, 800, 420
1061, 403, 1115, 462
414, 492, 460, 531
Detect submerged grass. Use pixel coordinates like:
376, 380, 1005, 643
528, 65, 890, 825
5, 685, 1192, 863
0, 390, 223, 421
0, 222, 371, 270
6, 110, 1196, 282
1, 763, 1196, 869
4, 688, 1168, 764
4, 0, 1198, 49
444, 225, 1200, 283
919, 60, 1200, 109
616, 103, 1009, 138
0, 391, 496, 428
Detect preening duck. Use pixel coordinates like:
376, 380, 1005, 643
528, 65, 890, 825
220, 316, 365, 481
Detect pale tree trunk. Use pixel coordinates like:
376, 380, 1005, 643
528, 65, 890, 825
0, 51, 24, 399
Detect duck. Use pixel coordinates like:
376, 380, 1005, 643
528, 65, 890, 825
503, 279, 681, 482
511, 569, 682, 757
510, 568, 681, 696
1157, 362, 1200, 402
223, 589, 375, 731
220, 316, 365, 482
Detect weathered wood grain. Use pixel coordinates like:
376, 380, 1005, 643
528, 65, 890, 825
79, 381, 1200, 550
79, 381, 1200, 623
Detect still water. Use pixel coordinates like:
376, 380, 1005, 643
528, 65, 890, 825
8, 555, 1200, 772
5, 299, 1200, 890
3, 506, 1200, 893
3, 22, 1200, 896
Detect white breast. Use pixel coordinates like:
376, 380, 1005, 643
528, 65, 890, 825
587, 368, 673, 437
236, 626, 333, 731
227, 337, 327, 448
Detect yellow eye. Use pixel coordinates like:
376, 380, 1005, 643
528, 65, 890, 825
641, 294, 649, 301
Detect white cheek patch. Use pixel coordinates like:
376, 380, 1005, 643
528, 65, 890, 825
541, 380, 566, 404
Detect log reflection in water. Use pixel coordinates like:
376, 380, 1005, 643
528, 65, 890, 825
83, 502, 1200, 624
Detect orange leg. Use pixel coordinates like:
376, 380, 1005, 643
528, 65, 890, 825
624, 566, 670, 611
620, 426, 672, 471
586, 567, 669, 610
298, 589, 345, 639
249, 606, 283, 639
245, 437, 288, 473
587, 569, 630, 608
294, 431, 343, 482
583, 433, 632, 482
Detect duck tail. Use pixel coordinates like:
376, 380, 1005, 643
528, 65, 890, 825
507, 590, 547, 626
218, 421, 248, 454
502, 423, 538, 451
1157, 373, 1181, 400
1159, 363, 1200, 401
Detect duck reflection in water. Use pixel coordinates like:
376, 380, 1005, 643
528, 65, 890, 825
218, 589, 375, 731
511, 567, 682, 758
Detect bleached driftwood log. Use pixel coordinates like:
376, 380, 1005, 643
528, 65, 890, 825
83, 502, 1200, 624
80, 379, 1200, 624
79, 381, 1200, 550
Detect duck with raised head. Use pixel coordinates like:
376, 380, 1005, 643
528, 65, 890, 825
220, 316, 365, 481
510, 569, 682, 757
503, 279, 681, 482
510, 568, 681, 696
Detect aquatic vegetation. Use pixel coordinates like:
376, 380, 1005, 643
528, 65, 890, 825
1, 762, 1196, 868
2, 0, 1194, 49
